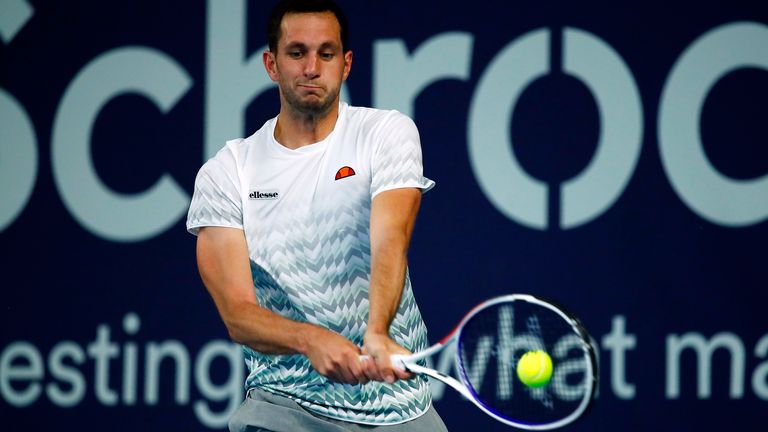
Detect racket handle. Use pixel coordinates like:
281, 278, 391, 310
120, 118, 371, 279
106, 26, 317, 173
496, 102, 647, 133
390, 354, 408, 370
358, 354, 409, 370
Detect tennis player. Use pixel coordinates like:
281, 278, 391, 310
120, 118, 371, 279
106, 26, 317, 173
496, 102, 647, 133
186, 0, 447, 430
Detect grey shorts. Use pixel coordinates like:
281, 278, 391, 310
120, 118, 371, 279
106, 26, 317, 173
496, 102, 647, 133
229, 387, 449, 432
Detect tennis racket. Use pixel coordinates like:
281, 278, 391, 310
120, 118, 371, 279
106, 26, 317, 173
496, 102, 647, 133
390, 294, 597, 430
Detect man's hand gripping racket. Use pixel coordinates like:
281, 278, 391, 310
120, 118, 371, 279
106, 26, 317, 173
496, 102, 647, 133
375, 294, 598, 430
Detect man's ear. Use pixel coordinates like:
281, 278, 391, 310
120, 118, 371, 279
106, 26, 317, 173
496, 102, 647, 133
342, 50, 353, 81
263, 50, 279, 82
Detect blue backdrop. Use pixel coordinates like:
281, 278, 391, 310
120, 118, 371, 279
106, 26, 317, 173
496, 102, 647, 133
1, 0, 767, 430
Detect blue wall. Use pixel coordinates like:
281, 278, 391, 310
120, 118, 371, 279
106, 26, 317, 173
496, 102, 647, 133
1, 0, 767, 430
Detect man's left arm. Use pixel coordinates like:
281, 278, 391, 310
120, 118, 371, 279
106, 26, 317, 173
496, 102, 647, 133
363, 187, 422, 383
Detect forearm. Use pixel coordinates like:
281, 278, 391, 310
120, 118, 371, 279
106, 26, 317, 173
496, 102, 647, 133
367, 234, 409, 335
216, 298, 318, 355
366, 188, 421, 336
197, 228, 366, 384
204, 266, 367, 384
362, 189, 422, 382
196, 226, 318, 356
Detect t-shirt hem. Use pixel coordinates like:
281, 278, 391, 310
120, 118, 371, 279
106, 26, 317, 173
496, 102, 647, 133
186, 222, 244, 236
251, 385, 432, 426
371, 180, 436, 200
305, 401, 432, 426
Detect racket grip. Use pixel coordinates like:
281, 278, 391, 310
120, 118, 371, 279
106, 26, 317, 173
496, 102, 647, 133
358, 354, 409, 370
390, 354, 408, 370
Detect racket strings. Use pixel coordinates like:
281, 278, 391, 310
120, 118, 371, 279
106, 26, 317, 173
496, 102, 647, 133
457, 300, 593, 427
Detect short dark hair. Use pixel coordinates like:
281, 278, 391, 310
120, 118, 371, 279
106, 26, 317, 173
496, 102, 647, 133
267, 0, 349, 53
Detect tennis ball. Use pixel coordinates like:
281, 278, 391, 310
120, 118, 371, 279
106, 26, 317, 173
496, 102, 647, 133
516, 350, 553, 388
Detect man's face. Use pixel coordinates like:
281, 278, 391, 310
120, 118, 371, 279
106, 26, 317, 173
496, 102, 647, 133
265, 12, 352, 117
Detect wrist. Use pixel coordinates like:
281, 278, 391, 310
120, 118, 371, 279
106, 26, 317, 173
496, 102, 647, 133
365, 323, 389, 336
294, 323, 320, 355
364, 327, 391, 345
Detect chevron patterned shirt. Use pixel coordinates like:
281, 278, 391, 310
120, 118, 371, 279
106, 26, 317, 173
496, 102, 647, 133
187, 102, 435, 425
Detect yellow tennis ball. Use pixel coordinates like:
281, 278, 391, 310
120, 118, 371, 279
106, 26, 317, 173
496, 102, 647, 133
516, 350, 553, 388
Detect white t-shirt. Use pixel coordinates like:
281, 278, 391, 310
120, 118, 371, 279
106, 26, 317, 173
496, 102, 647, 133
187, 102, 435, 425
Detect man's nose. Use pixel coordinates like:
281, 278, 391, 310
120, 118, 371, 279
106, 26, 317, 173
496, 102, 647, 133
304, 53, 320, 77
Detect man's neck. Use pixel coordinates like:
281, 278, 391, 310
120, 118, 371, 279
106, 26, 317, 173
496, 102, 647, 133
274, 101, 340, 150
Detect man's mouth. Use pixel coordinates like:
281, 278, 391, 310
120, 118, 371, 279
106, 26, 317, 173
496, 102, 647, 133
299, 84, 322, 91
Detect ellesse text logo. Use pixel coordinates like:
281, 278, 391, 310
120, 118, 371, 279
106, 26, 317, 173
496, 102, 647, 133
249, 189, 280, 200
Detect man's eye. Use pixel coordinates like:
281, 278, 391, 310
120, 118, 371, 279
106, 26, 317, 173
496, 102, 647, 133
320, 52, 334, 59
288, 51, 303, 58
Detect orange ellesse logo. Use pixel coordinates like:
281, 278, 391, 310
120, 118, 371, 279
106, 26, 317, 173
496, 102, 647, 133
334, 166, 356, 181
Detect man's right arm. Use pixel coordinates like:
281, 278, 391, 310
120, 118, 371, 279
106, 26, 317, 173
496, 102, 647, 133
195, 226, 368, 384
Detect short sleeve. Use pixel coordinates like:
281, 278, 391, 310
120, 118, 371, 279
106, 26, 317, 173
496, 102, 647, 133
370, 113, 435, 198
186, 146, 243, 235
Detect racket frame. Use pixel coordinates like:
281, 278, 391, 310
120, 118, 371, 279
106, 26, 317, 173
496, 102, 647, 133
396, 294, 597, 430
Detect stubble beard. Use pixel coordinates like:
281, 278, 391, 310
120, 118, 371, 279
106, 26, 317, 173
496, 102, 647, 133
281, 82, 339, 120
